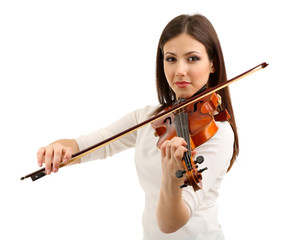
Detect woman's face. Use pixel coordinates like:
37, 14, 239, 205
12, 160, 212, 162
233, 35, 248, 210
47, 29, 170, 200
163, 33, 215, 99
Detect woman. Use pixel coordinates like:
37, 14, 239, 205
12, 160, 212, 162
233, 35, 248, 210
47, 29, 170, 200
37, 14, 238, 239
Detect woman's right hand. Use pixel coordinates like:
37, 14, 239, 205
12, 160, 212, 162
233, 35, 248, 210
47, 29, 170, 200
37, 143, 74, 175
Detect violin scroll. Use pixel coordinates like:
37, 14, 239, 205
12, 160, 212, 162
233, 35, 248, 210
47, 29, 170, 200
176, 155, 207, 190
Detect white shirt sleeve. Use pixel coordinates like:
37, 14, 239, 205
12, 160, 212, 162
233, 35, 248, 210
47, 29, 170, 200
182, 121, 234, 217
75, 109, 140, 163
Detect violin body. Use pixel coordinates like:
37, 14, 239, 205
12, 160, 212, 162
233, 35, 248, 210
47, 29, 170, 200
152, 93, 225, 149
152, 92, 230, 191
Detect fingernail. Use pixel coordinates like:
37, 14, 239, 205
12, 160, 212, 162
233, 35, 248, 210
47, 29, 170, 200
63, 158, 67, 164
38, 162, 42, 167
53, 167, 58, 173
46, 169, 51, 175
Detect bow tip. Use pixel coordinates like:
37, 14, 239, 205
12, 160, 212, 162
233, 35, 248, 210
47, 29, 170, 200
262, 62, 269, 68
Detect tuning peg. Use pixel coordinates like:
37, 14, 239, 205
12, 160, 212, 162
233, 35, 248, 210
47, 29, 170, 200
194, 156, 204, 164
176, 169, 186, 178
198, 167, 208, 173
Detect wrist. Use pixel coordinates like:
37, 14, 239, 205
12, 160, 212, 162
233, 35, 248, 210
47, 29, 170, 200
160, 178, 183, 200
157, 184, 189, 233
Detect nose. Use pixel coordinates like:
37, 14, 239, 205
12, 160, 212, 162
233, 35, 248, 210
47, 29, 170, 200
175, 60, 187, 77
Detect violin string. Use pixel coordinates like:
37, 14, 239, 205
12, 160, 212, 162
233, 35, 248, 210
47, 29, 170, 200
175, 108, 184, 166
175, 105, 192, 171
182, 111, 190, 170
182, 112, 192, 171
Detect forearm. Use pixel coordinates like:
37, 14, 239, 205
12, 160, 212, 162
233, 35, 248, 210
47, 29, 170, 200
156, 183, 190, 233
157, 137, 192, 233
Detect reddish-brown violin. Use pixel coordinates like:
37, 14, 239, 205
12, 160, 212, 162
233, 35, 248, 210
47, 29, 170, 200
152, 92, 230, 190
20, 62, 268, 191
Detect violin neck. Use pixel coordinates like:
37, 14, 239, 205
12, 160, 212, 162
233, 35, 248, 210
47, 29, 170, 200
174, 111, 193, 171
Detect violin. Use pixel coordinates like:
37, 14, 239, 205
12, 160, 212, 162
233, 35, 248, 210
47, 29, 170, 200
151, 92, 230, 190
20, 62, 268, 191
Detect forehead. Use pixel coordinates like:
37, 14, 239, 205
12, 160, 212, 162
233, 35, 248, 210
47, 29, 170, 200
163, 33, 207, 55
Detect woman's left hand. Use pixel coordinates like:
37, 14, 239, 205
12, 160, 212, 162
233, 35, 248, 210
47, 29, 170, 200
157, 136, 195, 232
160, 137, 196, 191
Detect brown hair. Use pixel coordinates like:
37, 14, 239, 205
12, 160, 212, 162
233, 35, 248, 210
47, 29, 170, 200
155, 14, 238, 171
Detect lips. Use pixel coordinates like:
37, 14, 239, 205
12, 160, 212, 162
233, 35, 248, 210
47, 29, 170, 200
175, 81, 191, 88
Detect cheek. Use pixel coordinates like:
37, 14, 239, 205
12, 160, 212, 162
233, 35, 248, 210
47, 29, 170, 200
190, 65, 211, 85
163, 64, 173, 83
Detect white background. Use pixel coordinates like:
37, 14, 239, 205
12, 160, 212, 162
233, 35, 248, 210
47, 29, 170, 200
1, 0, 286, 239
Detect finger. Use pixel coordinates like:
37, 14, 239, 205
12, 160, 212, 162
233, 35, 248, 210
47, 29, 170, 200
191, 150, 197, 159
170, 137, 187, 160
165, 141, 173, 159
44, 146, 54, 175
160, 140, 170, 159
52, 144, 63, 173
174, 146, 188, 164
37, 147, 46, 167
62, 147, 72, 164
161, 137, 187, 161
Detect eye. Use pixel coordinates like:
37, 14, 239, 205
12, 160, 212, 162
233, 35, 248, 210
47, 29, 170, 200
164, 56, 176, 62
188, 56, 200, 62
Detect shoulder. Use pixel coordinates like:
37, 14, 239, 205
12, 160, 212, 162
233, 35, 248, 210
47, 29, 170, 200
196, 121, 234, 167
208, 121, 234, 153
132, 105, 161, 123
214, 121, 234, 145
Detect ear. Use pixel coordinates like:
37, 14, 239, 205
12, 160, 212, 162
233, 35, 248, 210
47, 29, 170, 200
210, 62, 215, 73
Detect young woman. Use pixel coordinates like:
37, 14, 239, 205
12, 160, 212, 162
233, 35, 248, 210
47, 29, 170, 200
37, 14, 238, 240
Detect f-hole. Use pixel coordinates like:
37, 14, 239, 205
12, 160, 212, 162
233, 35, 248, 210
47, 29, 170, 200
190, 101, 203, 113
163, 117, 172, 125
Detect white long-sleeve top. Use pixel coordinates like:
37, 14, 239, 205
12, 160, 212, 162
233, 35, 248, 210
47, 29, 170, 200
75, 105, 234, 240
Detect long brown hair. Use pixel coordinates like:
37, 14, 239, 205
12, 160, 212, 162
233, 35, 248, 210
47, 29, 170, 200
154, 14, 238, 171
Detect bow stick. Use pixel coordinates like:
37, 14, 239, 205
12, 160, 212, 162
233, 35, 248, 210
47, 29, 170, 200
20, 62, 268, 181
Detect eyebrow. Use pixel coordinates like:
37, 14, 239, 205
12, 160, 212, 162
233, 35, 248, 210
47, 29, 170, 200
164, 51, 201, 56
